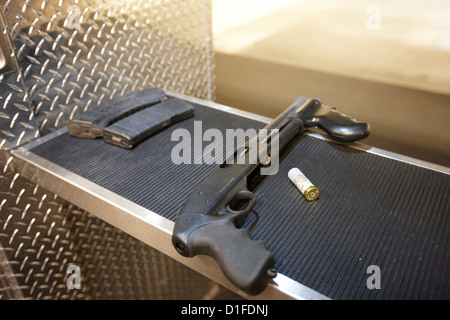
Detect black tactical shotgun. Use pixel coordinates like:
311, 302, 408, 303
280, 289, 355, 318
172, 97, 370, 295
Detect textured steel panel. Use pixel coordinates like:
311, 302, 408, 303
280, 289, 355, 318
0, 0, 214, 149
0, 13, 39, 151
30, 101, 450, 300
0, 159, 242, 299
0, 0, 227, 300
0, 243, 23, 299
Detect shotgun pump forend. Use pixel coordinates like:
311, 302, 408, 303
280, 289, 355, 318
172, 97, 370, 295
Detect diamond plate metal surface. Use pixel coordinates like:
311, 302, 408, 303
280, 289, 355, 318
0, 158, 240, 299
1, 0, 215, 148
0, 0, 230, 300
0, 241, 23, 299
0, 13, 40, 152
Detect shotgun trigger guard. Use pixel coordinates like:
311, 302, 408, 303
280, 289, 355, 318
225, 189, 256, 226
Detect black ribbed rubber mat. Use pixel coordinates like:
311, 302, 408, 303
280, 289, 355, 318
31, 102, 449, 300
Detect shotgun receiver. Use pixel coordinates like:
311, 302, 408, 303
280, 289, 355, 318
172, 97, 370, 295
